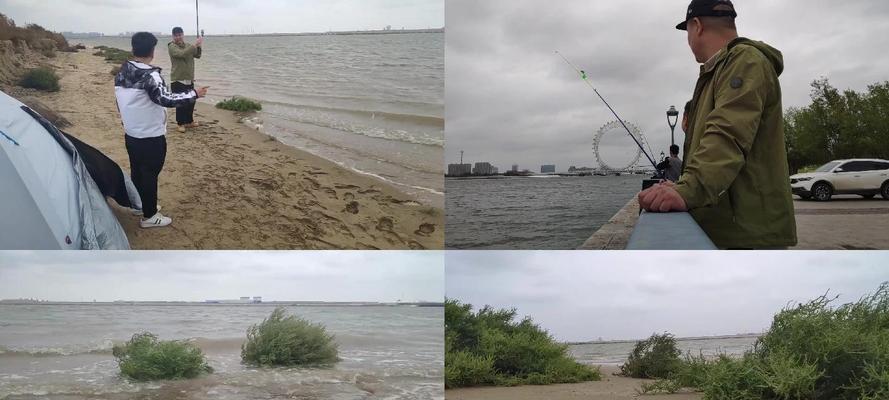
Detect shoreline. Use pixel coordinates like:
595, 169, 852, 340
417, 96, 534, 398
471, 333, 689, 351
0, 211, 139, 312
9, 49, 443, 249
445, 365, 702, 400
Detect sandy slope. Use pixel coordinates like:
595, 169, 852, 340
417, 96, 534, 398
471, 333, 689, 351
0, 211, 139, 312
14, 49, 443, 249
446, 366, 703, 400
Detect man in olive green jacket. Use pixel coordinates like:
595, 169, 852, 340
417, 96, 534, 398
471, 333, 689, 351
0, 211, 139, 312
168, 26, 203, 132
638, 0, 797, 249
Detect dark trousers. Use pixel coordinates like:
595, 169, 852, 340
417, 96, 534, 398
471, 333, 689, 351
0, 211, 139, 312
171, 81, 195, 125
125, 135, 166, 218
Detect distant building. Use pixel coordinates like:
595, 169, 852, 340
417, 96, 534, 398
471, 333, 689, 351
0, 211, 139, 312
205, 296, 263, 304
447, 163, 472, 177
493, 167, 499, 174
541, 164, 556, 174
473, 162, 496, 176
511, 164, 519, 173
61, 32, 104, 39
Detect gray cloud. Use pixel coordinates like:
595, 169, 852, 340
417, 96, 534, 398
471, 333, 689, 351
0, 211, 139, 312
445, 0, 889, 171
445, 251, 889, 341
0, 251, 443, 303
0, 0, 442, 35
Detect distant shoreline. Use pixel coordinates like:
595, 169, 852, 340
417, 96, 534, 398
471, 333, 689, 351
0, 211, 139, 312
65, 28, 444, 40
0, 301, 444, 307
565, 333, 762, 346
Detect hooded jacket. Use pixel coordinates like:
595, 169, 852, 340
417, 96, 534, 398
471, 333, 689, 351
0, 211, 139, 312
114, 60, 198, 138
675, 37, 797, 249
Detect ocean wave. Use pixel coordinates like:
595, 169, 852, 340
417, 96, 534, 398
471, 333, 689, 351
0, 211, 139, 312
255, 101, 444, 147
0, 341, 115, 357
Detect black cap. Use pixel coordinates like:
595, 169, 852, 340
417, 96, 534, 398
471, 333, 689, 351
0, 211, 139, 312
172, 26, 184, 35
676, 0, 737, 30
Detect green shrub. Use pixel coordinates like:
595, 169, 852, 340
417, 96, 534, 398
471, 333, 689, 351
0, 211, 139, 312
241, 307, 339, 366
620, 333, 682, 379
638, 378, 682, 395
699, 355, 765, 400
92, 46, 131, 64
112, 332, 212, 381
444, 299, 600, 388
445, 350, 495, 388
19, 67, 60, 92
216, 96, 263, 112
674, 282, 889, 400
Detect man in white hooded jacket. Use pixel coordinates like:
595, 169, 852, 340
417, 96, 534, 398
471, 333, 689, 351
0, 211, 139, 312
114, 32, 208, 228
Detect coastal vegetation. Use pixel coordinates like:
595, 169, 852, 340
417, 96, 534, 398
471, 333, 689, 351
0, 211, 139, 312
19, 67, 60, 92
112, 332, 213, 381
620, 332, 682, 379
785, 78, 889, 173
241, 307, 339, 366
216, 96, 263, 112
93, 46, 132, 65
445, 299, 601, 388
0, 13, 70, 53
635, 282, 889, 399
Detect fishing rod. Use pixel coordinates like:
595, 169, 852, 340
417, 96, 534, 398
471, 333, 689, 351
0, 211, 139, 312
195, 0, 201, 38
555, 51, 659, 171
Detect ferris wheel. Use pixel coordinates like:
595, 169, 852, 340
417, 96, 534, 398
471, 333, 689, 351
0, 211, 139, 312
593, 120, 651, 171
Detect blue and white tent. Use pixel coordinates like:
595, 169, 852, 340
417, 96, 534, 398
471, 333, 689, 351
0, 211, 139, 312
0, 90, 135, 249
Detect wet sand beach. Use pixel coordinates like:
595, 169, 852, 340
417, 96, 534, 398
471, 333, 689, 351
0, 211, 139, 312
12, 49, 443, 249
445, 366, 702, 400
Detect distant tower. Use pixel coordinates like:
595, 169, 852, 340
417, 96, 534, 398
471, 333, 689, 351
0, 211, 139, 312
460, 150, 464, 165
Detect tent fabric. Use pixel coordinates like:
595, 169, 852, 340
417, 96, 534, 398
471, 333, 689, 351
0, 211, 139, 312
0, 90, 131, 250
21, 106, 141, 210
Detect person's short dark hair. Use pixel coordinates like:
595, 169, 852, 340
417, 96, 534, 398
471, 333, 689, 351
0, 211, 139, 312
172, 27, 184, 35
683, 101, 692, 115
670, 144, 680, 155
131, 32, 157, 57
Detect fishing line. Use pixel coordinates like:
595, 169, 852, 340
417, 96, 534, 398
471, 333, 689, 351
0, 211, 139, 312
556, 50, 658, 170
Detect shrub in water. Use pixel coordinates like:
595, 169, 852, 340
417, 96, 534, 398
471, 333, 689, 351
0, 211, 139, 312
216, 96, 262, 112
19, 67, 59, 92
112, 332, 212, 381
241, 307, 339, 366
620, 332, 682, 379
444, 299, 600, 388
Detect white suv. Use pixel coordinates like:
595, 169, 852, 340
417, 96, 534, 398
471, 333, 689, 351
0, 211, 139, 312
790, 159, 889, 201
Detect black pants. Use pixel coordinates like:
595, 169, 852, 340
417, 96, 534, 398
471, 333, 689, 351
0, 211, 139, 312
125, 135, 166, 218
171, 81, 195, 125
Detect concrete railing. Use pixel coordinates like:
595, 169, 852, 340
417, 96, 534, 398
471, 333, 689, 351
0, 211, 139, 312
625, 211, 717, 250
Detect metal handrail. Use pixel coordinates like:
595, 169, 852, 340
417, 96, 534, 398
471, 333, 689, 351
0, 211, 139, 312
626, 210, 717, 250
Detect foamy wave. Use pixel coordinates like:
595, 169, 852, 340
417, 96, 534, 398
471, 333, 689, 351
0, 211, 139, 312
0, 341, 115, 357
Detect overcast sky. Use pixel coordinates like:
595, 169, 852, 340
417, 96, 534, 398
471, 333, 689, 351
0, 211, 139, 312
0, 0, 443, 35
0, 251, 443, 302
445, 0, 889, 171
446, 251, 889, 342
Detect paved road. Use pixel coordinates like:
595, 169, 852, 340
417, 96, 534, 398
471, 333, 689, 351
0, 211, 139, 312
792, 195, 889, 250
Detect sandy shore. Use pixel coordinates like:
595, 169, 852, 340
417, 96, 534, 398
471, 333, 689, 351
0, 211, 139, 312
446, 366, 702, 400
13, 49, 443, 249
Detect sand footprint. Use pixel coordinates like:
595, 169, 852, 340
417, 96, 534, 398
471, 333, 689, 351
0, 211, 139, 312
345, 201, 360, 214
414, 223, 436, 237
376, 217, 395, 232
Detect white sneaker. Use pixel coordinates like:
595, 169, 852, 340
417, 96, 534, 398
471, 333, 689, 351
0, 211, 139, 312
131, 205, 162, 216
140, 212, 172, 228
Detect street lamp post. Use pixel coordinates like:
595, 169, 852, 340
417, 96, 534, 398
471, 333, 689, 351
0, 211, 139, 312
666, 105, 679, 147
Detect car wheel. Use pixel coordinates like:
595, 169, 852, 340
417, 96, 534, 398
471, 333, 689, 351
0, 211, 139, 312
812, 182, 833, 201
882, 182, 889, 200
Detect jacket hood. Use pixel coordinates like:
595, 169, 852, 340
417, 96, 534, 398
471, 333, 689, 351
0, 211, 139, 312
116, 60, 161, 86
729, 37, 784, 76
